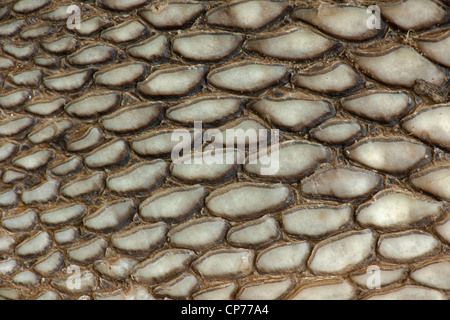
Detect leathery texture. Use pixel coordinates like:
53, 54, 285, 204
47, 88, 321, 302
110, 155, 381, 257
0, 0, 449, 300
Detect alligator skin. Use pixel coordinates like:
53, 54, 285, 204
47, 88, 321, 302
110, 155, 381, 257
0, 0, 449, 300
